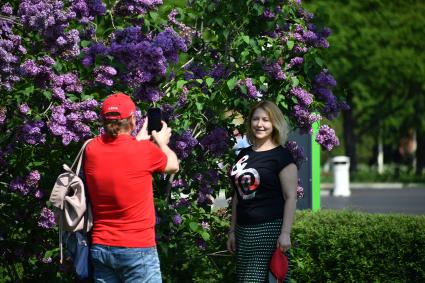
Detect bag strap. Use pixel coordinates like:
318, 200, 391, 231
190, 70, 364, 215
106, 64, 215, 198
70, 138, 93, 175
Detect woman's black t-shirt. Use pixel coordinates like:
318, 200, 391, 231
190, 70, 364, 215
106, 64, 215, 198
230, 145, 295, 225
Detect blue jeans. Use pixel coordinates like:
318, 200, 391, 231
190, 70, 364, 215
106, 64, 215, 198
90, 244, 162, 283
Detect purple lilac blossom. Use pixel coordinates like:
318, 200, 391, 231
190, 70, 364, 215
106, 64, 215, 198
25, 170, 40, 187
172, 214, 182, 226
170, 130, 198, 159
167, 9, 200, 44
105, 25, 186, 89
292, 104, 321, 134
200, 221, 210, 231
297, 184, 304, 199
38, 208, 56, 229
19, 120, 46, 145
19, 104, 30, 115
315, 125, 339, 151
71, 0, 106, 24
135, 85, 164, 102
0, 3, 25, 91
290, 87, 313, 106
315, 69, 337, 88
173, 198, 190, 208
153, 27, 187, 63
312, 69, 345, 120
172, 178, 187, 188
200, 128, 228, 157
263, 8, 275, 19
160, 103, 175, 122
41, 257, 52, 264
238, 78, 262, 99
81, 43, 108, 67
263, 63, 286, 81
9, 177, 30, 195
94, 65, 117, 86
0, 108, 6, 125
284, 141, 305, 168
48, 100, 97, 145
196, 237, 206, 250
34, 189, 44, 199
18, 0, 81, 59
116, 0, 163, 15
288, 57, 304, 68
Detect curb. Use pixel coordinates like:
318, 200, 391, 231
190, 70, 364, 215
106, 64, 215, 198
321, 183, 425, 190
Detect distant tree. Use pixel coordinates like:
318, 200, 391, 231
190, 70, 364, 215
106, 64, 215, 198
304, 0, 425, 173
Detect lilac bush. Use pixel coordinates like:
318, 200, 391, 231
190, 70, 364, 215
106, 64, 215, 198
0, 0, 345, 281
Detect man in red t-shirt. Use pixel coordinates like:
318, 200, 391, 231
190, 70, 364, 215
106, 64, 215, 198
84, 93, 179, 282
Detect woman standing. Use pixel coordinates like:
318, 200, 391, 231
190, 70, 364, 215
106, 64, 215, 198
227, 101, 298, 282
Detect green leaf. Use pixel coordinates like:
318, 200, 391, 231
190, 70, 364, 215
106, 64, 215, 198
177, 80, 187, 89
315, 56, 324, 67
223, 29, 229, 39
81, 40, 91, 48
205, 77, 214, 87
196, 79, 203, 84
259, 76, 267, 83
42, 91, 52, 100
200, 231, 210, 241
291, 76, 299, 87
189, 222, 199, 232
149, 11, 159, 20
195, 102, 203, 111
242, 35, 250, 44
287, 40, 295, 50
226, 77, 238, 91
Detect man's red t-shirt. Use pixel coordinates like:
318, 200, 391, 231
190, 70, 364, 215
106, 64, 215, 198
84, 134, 167, 247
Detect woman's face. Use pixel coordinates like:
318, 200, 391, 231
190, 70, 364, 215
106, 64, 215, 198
251, 107, 274, 143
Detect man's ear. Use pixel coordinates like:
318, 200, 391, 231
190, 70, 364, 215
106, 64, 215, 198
130, 115, 137, 131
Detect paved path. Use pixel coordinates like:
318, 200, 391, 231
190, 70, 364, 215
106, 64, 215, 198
321, 188, 425, 215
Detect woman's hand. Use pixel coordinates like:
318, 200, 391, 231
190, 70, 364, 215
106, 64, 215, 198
227, 231, 236, 254
277, 232, 291, 253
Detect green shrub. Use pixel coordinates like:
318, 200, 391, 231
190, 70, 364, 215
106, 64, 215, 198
292, 210, 425, 283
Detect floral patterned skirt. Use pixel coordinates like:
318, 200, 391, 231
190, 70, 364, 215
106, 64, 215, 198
235, 218, 291, 283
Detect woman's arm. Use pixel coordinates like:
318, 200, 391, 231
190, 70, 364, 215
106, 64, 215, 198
277, 163, 298, 252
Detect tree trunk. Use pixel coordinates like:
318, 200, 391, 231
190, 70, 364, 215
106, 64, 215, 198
343, 94, 358, 172
416, 131, 425, 176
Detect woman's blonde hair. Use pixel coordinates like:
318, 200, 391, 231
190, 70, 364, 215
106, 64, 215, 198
246, 100, 289, 146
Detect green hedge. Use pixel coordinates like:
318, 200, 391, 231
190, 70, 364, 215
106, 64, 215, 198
291, 210, 425, 283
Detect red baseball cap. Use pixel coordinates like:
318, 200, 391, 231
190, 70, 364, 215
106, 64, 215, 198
101, 93, 136, 120
269, 248, 288, 282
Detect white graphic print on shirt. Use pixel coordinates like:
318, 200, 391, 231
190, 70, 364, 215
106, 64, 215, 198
230, 155, 260, 200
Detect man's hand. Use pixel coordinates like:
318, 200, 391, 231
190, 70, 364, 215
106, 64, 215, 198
136, 117, 150, 141
151, 121, 171, 146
